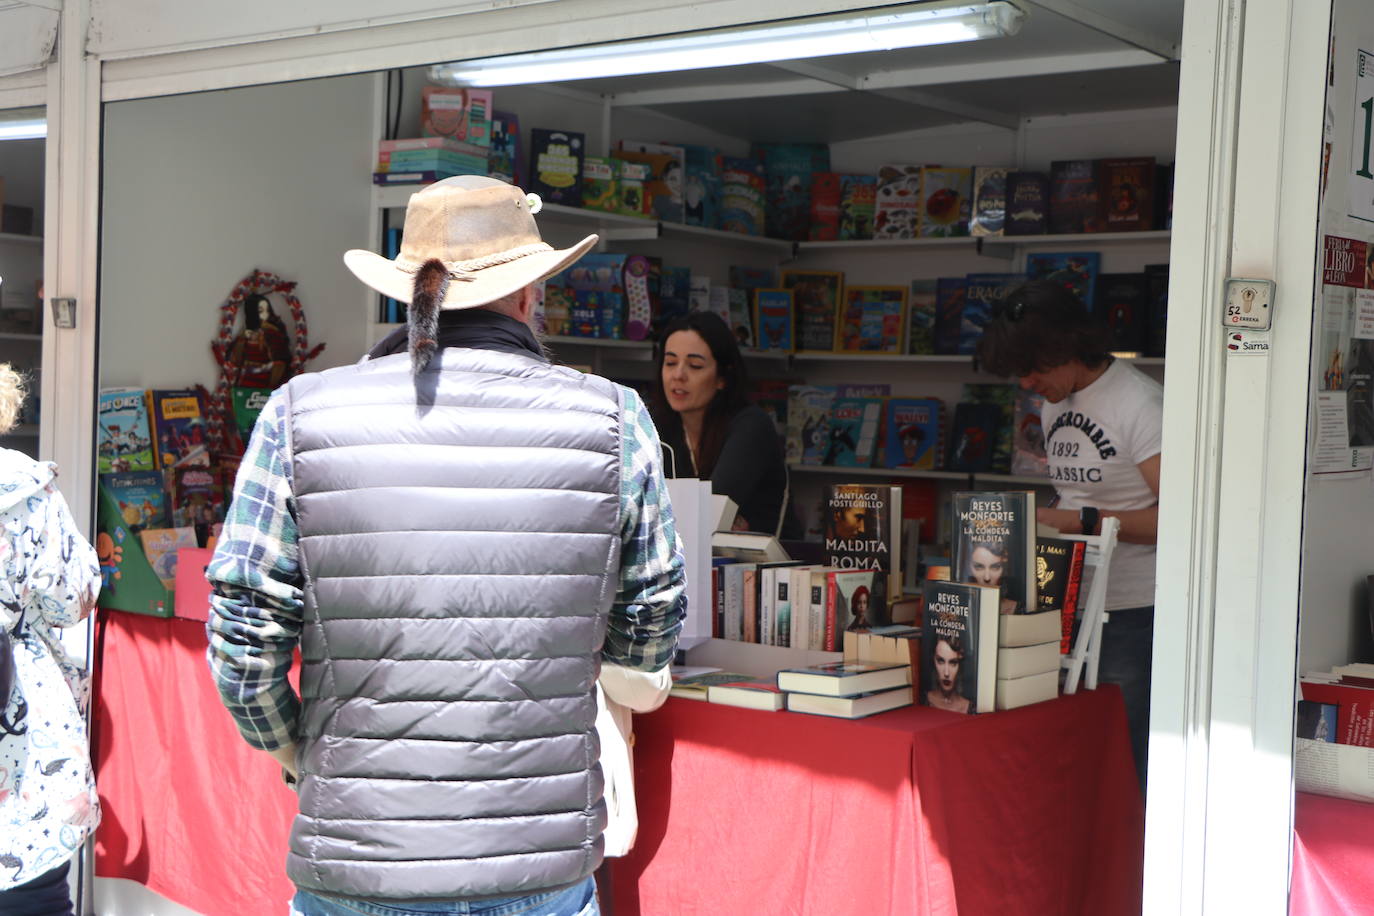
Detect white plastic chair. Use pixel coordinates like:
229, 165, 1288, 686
1060, 516, 1121, 694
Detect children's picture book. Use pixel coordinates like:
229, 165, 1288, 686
960, 273, 1021, 355
934, 277, 966, 355
616, 158, 652, 218
487, 110, 520, 185
231, 387, 272, 445
719, 157, 767, 235
907, 279, 938, 355
420, 87, 493, 146
752, 142, 830, 241
839, 174, 877, 240
835, 285, 906, 353
171, 464, 226, 528
782, 269, 844, 352
918, 166, 971, 237
823, 483, 903, 630
529, 128, 585, 207
1011, 389, 1048, 477
98, 387, 156, 474
1005, 170, 1049, 235
617, 141, 685, 222
1097, 156, 1156, 232
1036, 536, 1087, 652
809, 172, 843, 241
681, 144, 722, 229
883, 398, 943, 470
727, 288, 754, 348
101, 470, 168, 533
826, 397, 883, 467
786, 384, 836, 465
138, 526, 199, 591
1025, 251, 1100, 310
921, 579, 1000, 714
944, 401, 1003, 473
581, 156, 619, 213
1048, 159, 1101, 234
753, 288, 794, 352
1096, 272, 1150, 353
969, 166, 1008, 237
952, 490, 1037, 614
148, 389, 210, 470
963, 383, 1015, 474
873, 164, 922, 239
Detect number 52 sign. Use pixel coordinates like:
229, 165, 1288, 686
1351, 49, 1374, 222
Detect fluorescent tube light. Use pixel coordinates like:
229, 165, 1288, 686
0, 119, 46, 141
429, 1, 1026, 88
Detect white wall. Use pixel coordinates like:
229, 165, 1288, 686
99, 74, 375, 389
1298, 0, 1374, 675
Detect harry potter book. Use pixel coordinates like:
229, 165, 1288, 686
969, 166, 1008, 236
951, 490, 1037, 614
1048, 160, 1100, 234
1097, 156, 1155, 232
920, 579, 1000, 714
1005, 171, 1049, 235
823, 483, 903, 630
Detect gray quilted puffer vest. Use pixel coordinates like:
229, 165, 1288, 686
281, 346, 623, 902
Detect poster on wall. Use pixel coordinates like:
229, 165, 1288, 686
1314, 234, 1374, 474
1348, 48, 1374, 223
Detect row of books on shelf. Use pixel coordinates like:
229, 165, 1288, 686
782, 381, 1049, 477
372, 85, 1173, 242
380, 244, 1169, 364
97, 385, 267, 476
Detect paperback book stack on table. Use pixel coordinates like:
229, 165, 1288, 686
777, 659, 914, 719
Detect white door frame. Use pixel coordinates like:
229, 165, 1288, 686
1147, 0, 1327, 912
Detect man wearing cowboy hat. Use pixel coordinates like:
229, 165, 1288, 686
206, 175, 686, 915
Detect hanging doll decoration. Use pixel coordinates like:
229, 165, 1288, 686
208, 269, 326, 461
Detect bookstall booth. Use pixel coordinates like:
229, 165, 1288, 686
0, 1, 1360, 914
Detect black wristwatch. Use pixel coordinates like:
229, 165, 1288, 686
1079, 506, 1100, 536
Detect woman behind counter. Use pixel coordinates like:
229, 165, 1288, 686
649, 312, 799, 538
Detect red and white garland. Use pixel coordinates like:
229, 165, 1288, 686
208, 269, 326, 458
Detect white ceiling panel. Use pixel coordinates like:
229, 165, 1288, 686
0, 5, 57, 80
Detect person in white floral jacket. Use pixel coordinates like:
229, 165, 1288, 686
0, 364, 100, 915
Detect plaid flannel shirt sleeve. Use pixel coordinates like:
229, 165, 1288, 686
604, 388, 686, 671
205, 392, 304, 752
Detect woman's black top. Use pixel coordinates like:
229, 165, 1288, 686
657, 404, 800, 539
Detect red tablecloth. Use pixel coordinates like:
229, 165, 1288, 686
611, 691, 1143, 916
93, 611, 1143, 916
1292, 791, 1374, 915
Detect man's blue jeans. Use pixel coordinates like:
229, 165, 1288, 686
1097, 605, 1154, 796
289, 876, 600, 916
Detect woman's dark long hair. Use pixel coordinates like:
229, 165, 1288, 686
649, 311, 750, 478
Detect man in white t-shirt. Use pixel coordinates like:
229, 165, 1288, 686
978, 280, 1162, 793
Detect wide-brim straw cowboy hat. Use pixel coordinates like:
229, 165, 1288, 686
343, 174, 598, 311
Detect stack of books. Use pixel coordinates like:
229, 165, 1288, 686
776, 660, 914, 719
372, 137, 492, 186
995, 611, 1062, 710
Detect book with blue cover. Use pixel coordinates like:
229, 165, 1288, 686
1025, 251, 1100, 310
934, 278, 966, 355
98, 388, 156, 474
752, 142, 831, 241
682, 144, 723, 229
720, 157, 766, 235
754, 288, 794, 352
101, 470, 168, 532
960, 273, 1022, 355
883, 398, 943, 470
